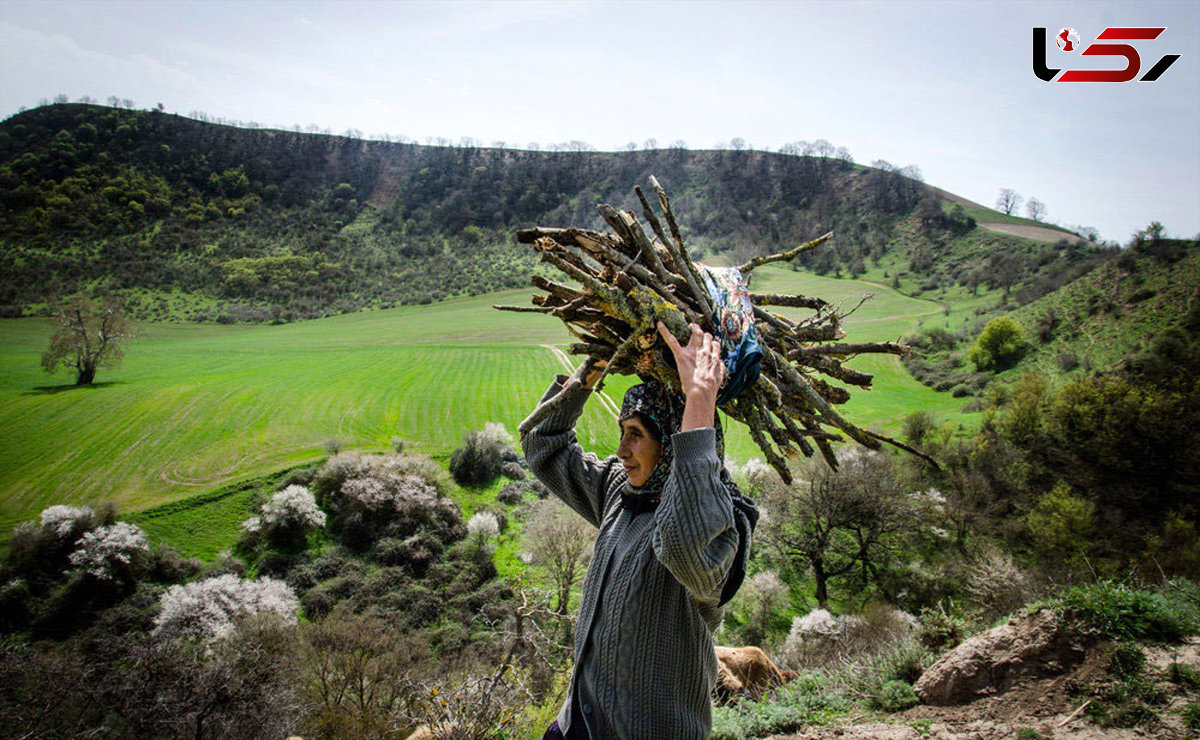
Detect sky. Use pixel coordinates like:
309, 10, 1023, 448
1, 0, 1197, 245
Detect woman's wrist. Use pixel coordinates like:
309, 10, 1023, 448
680, 389, 718, 432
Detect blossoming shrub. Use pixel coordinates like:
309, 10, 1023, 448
242, 484, 327, 550
39, 505, 97, 539
262, 485, 326, 531
8, 503, 115, 585
306, 451, 466, 553
780, 605, 917, 669
153, 573, 299, 643
466, 511, 500, 550
69, 522, 149, 581
450, 422, 517, 486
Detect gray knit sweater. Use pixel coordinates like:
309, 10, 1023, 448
522, 375, 738, 740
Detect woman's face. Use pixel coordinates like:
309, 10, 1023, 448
618, 415, 662, 488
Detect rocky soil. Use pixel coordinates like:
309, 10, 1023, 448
766, 611, 1200, 740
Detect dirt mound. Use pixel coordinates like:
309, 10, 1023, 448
765, 636, 1200, 740
914, 607, 1091, 706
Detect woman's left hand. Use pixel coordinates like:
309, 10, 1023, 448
657, 321, 725, 402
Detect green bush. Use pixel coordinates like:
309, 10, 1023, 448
449, 430, 507, 486
1108, 642, 1146, 679
710, 674, 848, 740
917, 602, 967, 651
968, 316, 1026, 371
868, 679, 918, 712
1054, 582, 1193, 642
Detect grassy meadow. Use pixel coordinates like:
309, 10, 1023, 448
0, 264, 978, 552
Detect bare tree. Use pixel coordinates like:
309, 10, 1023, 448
522, 499, 594, 618
757, 450, 916, 608
996, 188, 1023, 216
299, 611, 426, 737
41, 295, 134, 385
1025, 197, 1046, 222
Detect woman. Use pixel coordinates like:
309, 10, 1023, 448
523, 321, 752, 739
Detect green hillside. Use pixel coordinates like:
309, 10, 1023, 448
1004, 247, 1200, 383
1, 103, 1095, 324
0, 264, 977, 545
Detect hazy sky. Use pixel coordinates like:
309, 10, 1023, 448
1, 0, 1197, 244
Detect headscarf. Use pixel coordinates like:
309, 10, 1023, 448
616, 376, 761, 607
617, 377, 741, 513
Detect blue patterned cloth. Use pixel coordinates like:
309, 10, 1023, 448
697, 264, 762, 404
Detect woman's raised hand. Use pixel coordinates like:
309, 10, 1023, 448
657, 321, 725, 402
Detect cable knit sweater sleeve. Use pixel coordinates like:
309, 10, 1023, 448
652, 426, 738, 605
520, 374, 623, 528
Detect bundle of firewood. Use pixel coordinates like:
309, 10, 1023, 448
499, 177, 931, 482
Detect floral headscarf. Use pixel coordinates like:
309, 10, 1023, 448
616, 377, 760, 606
618, 378, 741, 513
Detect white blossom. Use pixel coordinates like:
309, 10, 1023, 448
741, 457, 772, 484
240, 516, 262, 535
912, 488, 947, 506
467, 511, 500, 542
69, 522, 148, 580
153, 574, 299, 643
791, 608, 841, 638
39, 505, 94, 538
481, 421, 514, 447
260, 484, 326, 531
341, 474, 439, 514
747, 570, 786, 595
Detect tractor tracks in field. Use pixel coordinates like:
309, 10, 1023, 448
540, 344, 619, 419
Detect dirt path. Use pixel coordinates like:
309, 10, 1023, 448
540, 344, 620, 419
979, 222, 1087, 244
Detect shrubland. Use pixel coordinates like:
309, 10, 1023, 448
3, 356, 1199, 737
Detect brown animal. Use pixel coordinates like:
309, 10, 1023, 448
714, 645, 789, 703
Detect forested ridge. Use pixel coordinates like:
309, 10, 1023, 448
1, 103, 1102, 323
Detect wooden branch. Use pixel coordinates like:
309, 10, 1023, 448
518, 377, 582, 437
797, 341, 910, 357
634, 186, 674, 264
531, 275, 582, 303
620, 207, 677, 291
791, 351, 874, 388
863, 430, 941, 470
753, 305, 797, 334
761, 345, 878, 449
749, 293, 829, 311
648, 176, 715, 321
737, 231, 834, 275
738, 397, 793, 484
568, 342, 614, 357
494, 304, 554, 313
772, 407, 815, 458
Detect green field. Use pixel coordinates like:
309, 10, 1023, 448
0, 265, 976, 546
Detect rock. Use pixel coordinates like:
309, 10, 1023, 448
913, 607, 1089, 706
